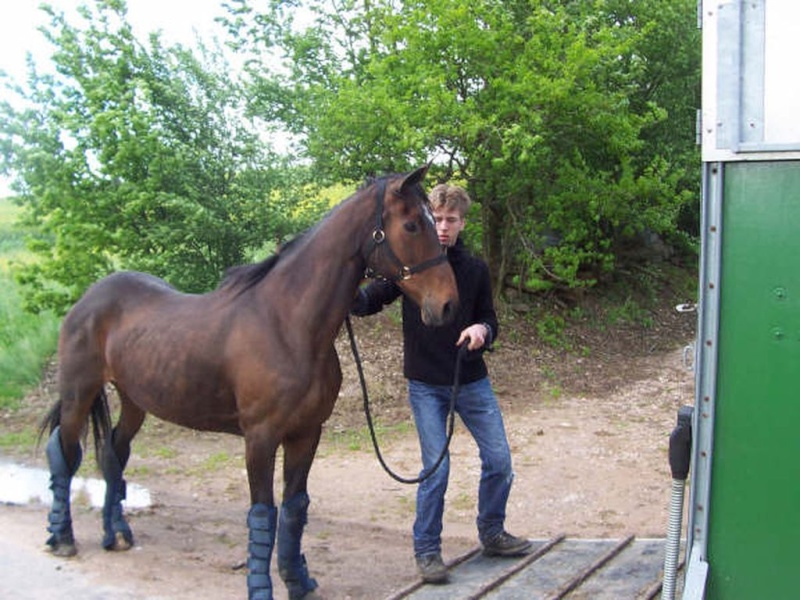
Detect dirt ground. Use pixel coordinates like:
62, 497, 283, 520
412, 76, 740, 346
0, 301, 696, 599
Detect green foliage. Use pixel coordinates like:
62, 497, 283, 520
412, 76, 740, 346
0, 0, 702, 319
0, 0, 293, 314
228, 0, 701, 295
535, 313, 568, 349
606, 297, 655, 329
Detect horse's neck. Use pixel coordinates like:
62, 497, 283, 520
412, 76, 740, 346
264, 196, 372, 345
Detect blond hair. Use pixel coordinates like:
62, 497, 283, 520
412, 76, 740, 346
428, 184, 471, 217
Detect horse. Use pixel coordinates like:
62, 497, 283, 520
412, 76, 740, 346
38, 165, 458, 600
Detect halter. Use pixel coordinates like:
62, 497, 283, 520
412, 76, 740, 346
363, 178, 448, 282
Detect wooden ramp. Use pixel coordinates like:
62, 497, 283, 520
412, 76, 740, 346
387, 536, 680, 600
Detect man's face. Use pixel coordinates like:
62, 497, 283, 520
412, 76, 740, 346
433, 206, 465, 248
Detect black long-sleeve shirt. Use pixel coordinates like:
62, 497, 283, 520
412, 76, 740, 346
352, 239, 498, 385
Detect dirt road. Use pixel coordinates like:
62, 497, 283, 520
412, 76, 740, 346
0, 308, 696, 599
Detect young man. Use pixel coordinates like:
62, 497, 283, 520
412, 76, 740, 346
352, 183, 530, 584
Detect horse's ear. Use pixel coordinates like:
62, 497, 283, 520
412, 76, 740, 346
400, 165, 429, 193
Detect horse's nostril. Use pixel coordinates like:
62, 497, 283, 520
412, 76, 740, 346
442, 300, 457, 324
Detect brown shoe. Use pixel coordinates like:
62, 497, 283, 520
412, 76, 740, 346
416, 553, 449, 584
481, 531, 533, 557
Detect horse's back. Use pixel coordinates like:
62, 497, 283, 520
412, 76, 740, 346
83, 270, 176, 301
60, 271, 178, 348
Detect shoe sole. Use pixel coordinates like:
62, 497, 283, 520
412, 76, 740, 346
420, 574, 450, 584
482, 541, 533, 557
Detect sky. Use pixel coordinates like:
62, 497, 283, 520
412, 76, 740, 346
0, 0, 230, 78
0, 0, 234, 196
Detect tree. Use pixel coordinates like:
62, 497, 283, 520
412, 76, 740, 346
225, 0, 700, 296
0, 0, 285, 314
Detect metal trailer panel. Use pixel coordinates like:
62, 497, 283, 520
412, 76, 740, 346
702, 0, 800, 162
689, 2, 800, 597
704, 160, 800, 598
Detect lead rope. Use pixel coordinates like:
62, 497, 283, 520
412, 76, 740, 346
344, 316, 465, 484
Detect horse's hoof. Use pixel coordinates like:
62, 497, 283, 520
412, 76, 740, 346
107, 531, 133, 552
46, 542, 77, 557
102, 531, 133, 552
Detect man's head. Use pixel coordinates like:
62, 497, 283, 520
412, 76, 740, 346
429, 184, 470, 248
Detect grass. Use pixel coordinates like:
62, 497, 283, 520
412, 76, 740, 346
0, 197, 60, 410
202, 451, 237, 471
0, 197, 38, 266
141, 446, 179, 460
0, 195, 19, 221
0, 428, 39, 452
450, 490, 475, 512
321, 420, 415, 455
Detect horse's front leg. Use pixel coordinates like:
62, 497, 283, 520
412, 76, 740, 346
278, 427, 322, 600
245, 431, 279, 600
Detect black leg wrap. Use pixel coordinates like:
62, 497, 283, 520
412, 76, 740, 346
100, 438, 133, 550
45, 426, 81, 554
277, 492, 318, 600
247, 503, 277, 600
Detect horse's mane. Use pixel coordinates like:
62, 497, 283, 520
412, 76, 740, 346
218, 171, 405, 296
219, 232, 307, 294
358, 175, 379, 191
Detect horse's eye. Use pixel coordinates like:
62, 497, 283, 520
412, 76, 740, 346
404, 222, 418, 233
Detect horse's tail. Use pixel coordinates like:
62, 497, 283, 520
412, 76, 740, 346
38, 401, 62, 445
38, 389, 113, 470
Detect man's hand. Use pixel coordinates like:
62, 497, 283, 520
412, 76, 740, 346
457, 323, 490, 351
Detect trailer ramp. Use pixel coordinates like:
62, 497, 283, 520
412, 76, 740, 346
388, 536, 676, 600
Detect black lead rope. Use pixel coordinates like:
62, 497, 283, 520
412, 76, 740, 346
345, 316, 466, 485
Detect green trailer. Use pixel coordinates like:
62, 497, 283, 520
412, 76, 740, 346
683, 2, 800, 598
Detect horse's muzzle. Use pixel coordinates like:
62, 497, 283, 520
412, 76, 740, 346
421, 297, 458, 327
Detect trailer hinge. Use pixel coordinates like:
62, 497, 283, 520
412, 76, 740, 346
696, 109, 702, 147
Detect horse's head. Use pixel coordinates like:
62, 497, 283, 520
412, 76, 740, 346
365, 166, 459, 326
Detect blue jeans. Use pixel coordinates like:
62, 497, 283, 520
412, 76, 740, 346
408, 377, 514, 557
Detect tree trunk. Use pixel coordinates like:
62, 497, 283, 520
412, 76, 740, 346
480, 196, 506, 301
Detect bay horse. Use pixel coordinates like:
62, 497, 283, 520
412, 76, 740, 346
39, 165, 458, 600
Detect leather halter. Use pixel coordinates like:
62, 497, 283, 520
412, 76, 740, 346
363, 178, 448, 282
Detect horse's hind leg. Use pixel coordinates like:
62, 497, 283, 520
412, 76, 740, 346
46, 307, 112, 557
45, 357, 105, 556
44, 424, 83, 557
100, 390, 145, 551
278, 428, 322, 600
